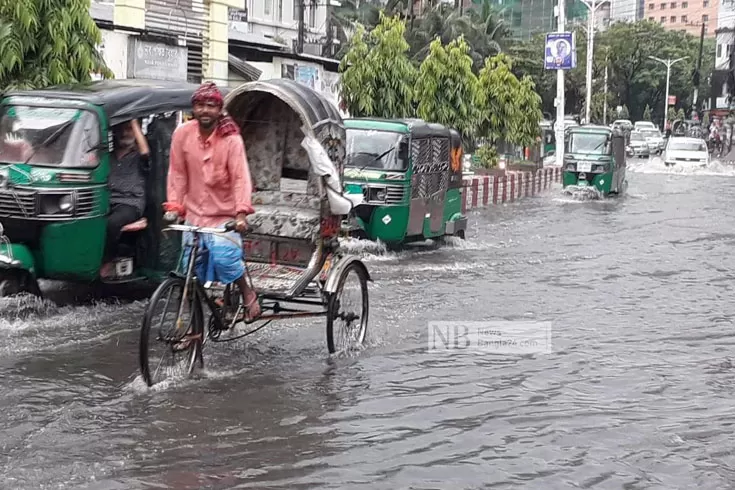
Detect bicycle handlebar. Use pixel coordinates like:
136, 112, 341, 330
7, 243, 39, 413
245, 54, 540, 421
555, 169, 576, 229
163, 220, 240, 235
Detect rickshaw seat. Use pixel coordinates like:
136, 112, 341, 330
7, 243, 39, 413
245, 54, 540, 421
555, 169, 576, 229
248, 205, 321, 241
121, 217, 148, 233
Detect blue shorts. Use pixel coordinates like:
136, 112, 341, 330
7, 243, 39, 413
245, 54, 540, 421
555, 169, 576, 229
180, 222, 245, 284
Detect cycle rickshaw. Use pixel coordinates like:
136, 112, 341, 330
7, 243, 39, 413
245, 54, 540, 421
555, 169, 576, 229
139, 79, 369, 386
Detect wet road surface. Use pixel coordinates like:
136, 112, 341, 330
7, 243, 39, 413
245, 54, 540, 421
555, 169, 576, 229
3, 158, 735, 489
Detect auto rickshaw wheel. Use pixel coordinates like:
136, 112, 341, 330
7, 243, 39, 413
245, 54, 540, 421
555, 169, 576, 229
0, 278, 20, 297
326, 262, 369, 354
455, 229, 466, 240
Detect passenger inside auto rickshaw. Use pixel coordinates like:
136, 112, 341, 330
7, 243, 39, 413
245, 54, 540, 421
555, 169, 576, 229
0, 113, 32, 162
101, 119, 150, 278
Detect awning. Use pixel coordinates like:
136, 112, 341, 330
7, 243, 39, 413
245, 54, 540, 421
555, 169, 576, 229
228, 54, 262, 82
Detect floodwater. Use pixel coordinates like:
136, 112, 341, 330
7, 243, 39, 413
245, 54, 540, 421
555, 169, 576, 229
4, 157, 735, 489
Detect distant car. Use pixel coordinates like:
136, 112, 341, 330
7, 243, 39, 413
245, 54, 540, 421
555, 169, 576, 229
634, 121, 657, 132
612, 119, 633, 131
640, 128, 665, 154
628, 130, 651, 157
663, 137, 709, 168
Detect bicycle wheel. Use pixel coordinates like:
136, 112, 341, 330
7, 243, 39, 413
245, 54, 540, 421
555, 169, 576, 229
139, 277, 204, 387
326, 262, 369, 354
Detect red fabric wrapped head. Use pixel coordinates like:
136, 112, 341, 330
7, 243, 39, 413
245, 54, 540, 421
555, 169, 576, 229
191, 81, 240, 138
191, 81, 224, 108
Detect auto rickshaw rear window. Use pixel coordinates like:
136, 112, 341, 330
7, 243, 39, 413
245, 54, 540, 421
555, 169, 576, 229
345, 129, 409, 171
0, 105, 100, 168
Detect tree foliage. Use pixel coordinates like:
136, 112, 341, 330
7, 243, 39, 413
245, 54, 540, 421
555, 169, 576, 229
414, 37, 483, 142
338, 14, 417, 118
509, 20, 714, 123
643, 105, 652, 121
478, 53, 541, 146
0, 0, 112, 90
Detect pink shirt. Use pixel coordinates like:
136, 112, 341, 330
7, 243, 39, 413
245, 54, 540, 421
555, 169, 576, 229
167, 120, 254, 228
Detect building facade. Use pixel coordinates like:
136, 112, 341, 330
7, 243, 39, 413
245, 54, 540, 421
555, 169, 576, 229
710, 0, 735, 110
644, 0, 718, 37
610, 0, 645, 23
492, 0, 590, 40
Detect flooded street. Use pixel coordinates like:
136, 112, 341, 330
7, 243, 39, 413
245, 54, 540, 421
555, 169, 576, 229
4, 159, 735, 489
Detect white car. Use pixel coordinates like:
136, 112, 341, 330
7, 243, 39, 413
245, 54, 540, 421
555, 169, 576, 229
640, 128, 665, 154
663, 137, 709, 168
634, 121, 657, 131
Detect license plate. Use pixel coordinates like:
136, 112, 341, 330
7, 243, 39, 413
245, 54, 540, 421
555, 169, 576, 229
115, 258, 133, 277
577, 161, 592, 172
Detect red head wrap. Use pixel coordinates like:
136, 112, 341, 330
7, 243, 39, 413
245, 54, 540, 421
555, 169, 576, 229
191, 81, 240, 138
192, 81, 223, 107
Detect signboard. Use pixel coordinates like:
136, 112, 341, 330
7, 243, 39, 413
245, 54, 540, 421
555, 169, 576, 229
544, 32, 576, 70
229, 7, 248, 32
668, 95, 677, 105
127, 38, 188, 81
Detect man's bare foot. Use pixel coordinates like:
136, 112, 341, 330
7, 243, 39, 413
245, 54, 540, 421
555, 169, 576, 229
244, 290, 261, 322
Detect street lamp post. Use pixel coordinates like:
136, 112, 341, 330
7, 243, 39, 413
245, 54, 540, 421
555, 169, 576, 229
648, 55, 688, 129
579, 0, 608, 124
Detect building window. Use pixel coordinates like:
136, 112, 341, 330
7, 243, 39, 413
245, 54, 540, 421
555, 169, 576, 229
264, 0, 271, 15
512, 11, 522, 26
660, 15, 666, 21
682, 1, 688, 5
649, 15, 655, 19
682, 14, 687, 21
660, 2, 666, 7
649, 2, 654, 8
308, 0, 316, 27
670, 15, 676, 21
670, 1, 676, 6
293, 0, 300, 21
276, 0, 282, 22
703, 0, 709, 6
702, 14, 709, 21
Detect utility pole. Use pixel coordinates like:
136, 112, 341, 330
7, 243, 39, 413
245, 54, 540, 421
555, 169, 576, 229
297, 0, 305, 54
323, 0, 333, 57
555, 0, 566, 167
691, 22, 705, 118
580, 0, 608, 124
649, 56, 688, 129
603, 50, 609, 125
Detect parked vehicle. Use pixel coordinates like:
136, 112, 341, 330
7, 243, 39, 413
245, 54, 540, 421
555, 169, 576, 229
612, 119, 634, 132
562, 125, 628, 196
628, 131, 651, 158
138, 78, 371, 386
664, 137, 709, 168
0, 79, 204, 296
341, 118, 467, 246
634, 121, 657, 132
640, 128, 665, 154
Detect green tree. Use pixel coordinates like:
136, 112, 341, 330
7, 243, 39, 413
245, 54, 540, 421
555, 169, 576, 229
339, 14, 417, 118
0, 0, 111, 90
643, 105, 652, 121
676, 107, 685, 120
414, 36, 483, 142
477, 53, 542, 147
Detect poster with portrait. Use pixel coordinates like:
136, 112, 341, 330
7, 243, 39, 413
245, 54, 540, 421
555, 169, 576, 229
544, 32, 576, 70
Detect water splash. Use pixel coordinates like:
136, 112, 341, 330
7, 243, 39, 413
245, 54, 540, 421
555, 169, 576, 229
559, 185, 603, 201
628, 156, 735, 177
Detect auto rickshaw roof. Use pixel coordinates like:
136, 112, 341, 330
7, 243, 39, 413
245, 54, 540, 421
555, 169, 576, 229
345, 117, 452, 138
3, 79, 208, 126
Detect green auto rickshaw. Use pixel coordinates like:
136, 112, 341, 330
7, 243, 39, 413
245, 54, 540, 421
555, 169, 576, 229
562, 124, 628, 197
540, 119, 555, 157
341, 118, 467, 246
0, 79, 203, 296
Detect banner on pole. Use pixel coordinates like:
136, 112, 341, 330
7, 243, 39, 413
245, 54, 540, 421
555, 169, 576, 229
544, 32, 576, 70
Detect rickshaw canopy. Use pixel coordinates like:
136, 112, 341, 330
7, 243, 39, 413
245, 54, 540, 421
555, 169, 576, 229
3, 79, 205, 126
225, 79, 354, 215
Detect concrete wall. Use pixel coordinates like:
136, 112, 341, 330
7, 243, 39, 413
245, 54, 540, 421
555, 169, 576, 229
95, 29, 130, 80
460, 167, 562, 212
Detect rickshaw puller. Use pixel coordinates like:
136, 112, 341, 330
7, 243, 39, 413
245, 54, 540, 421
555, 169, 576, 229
164, 82, 261, 321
